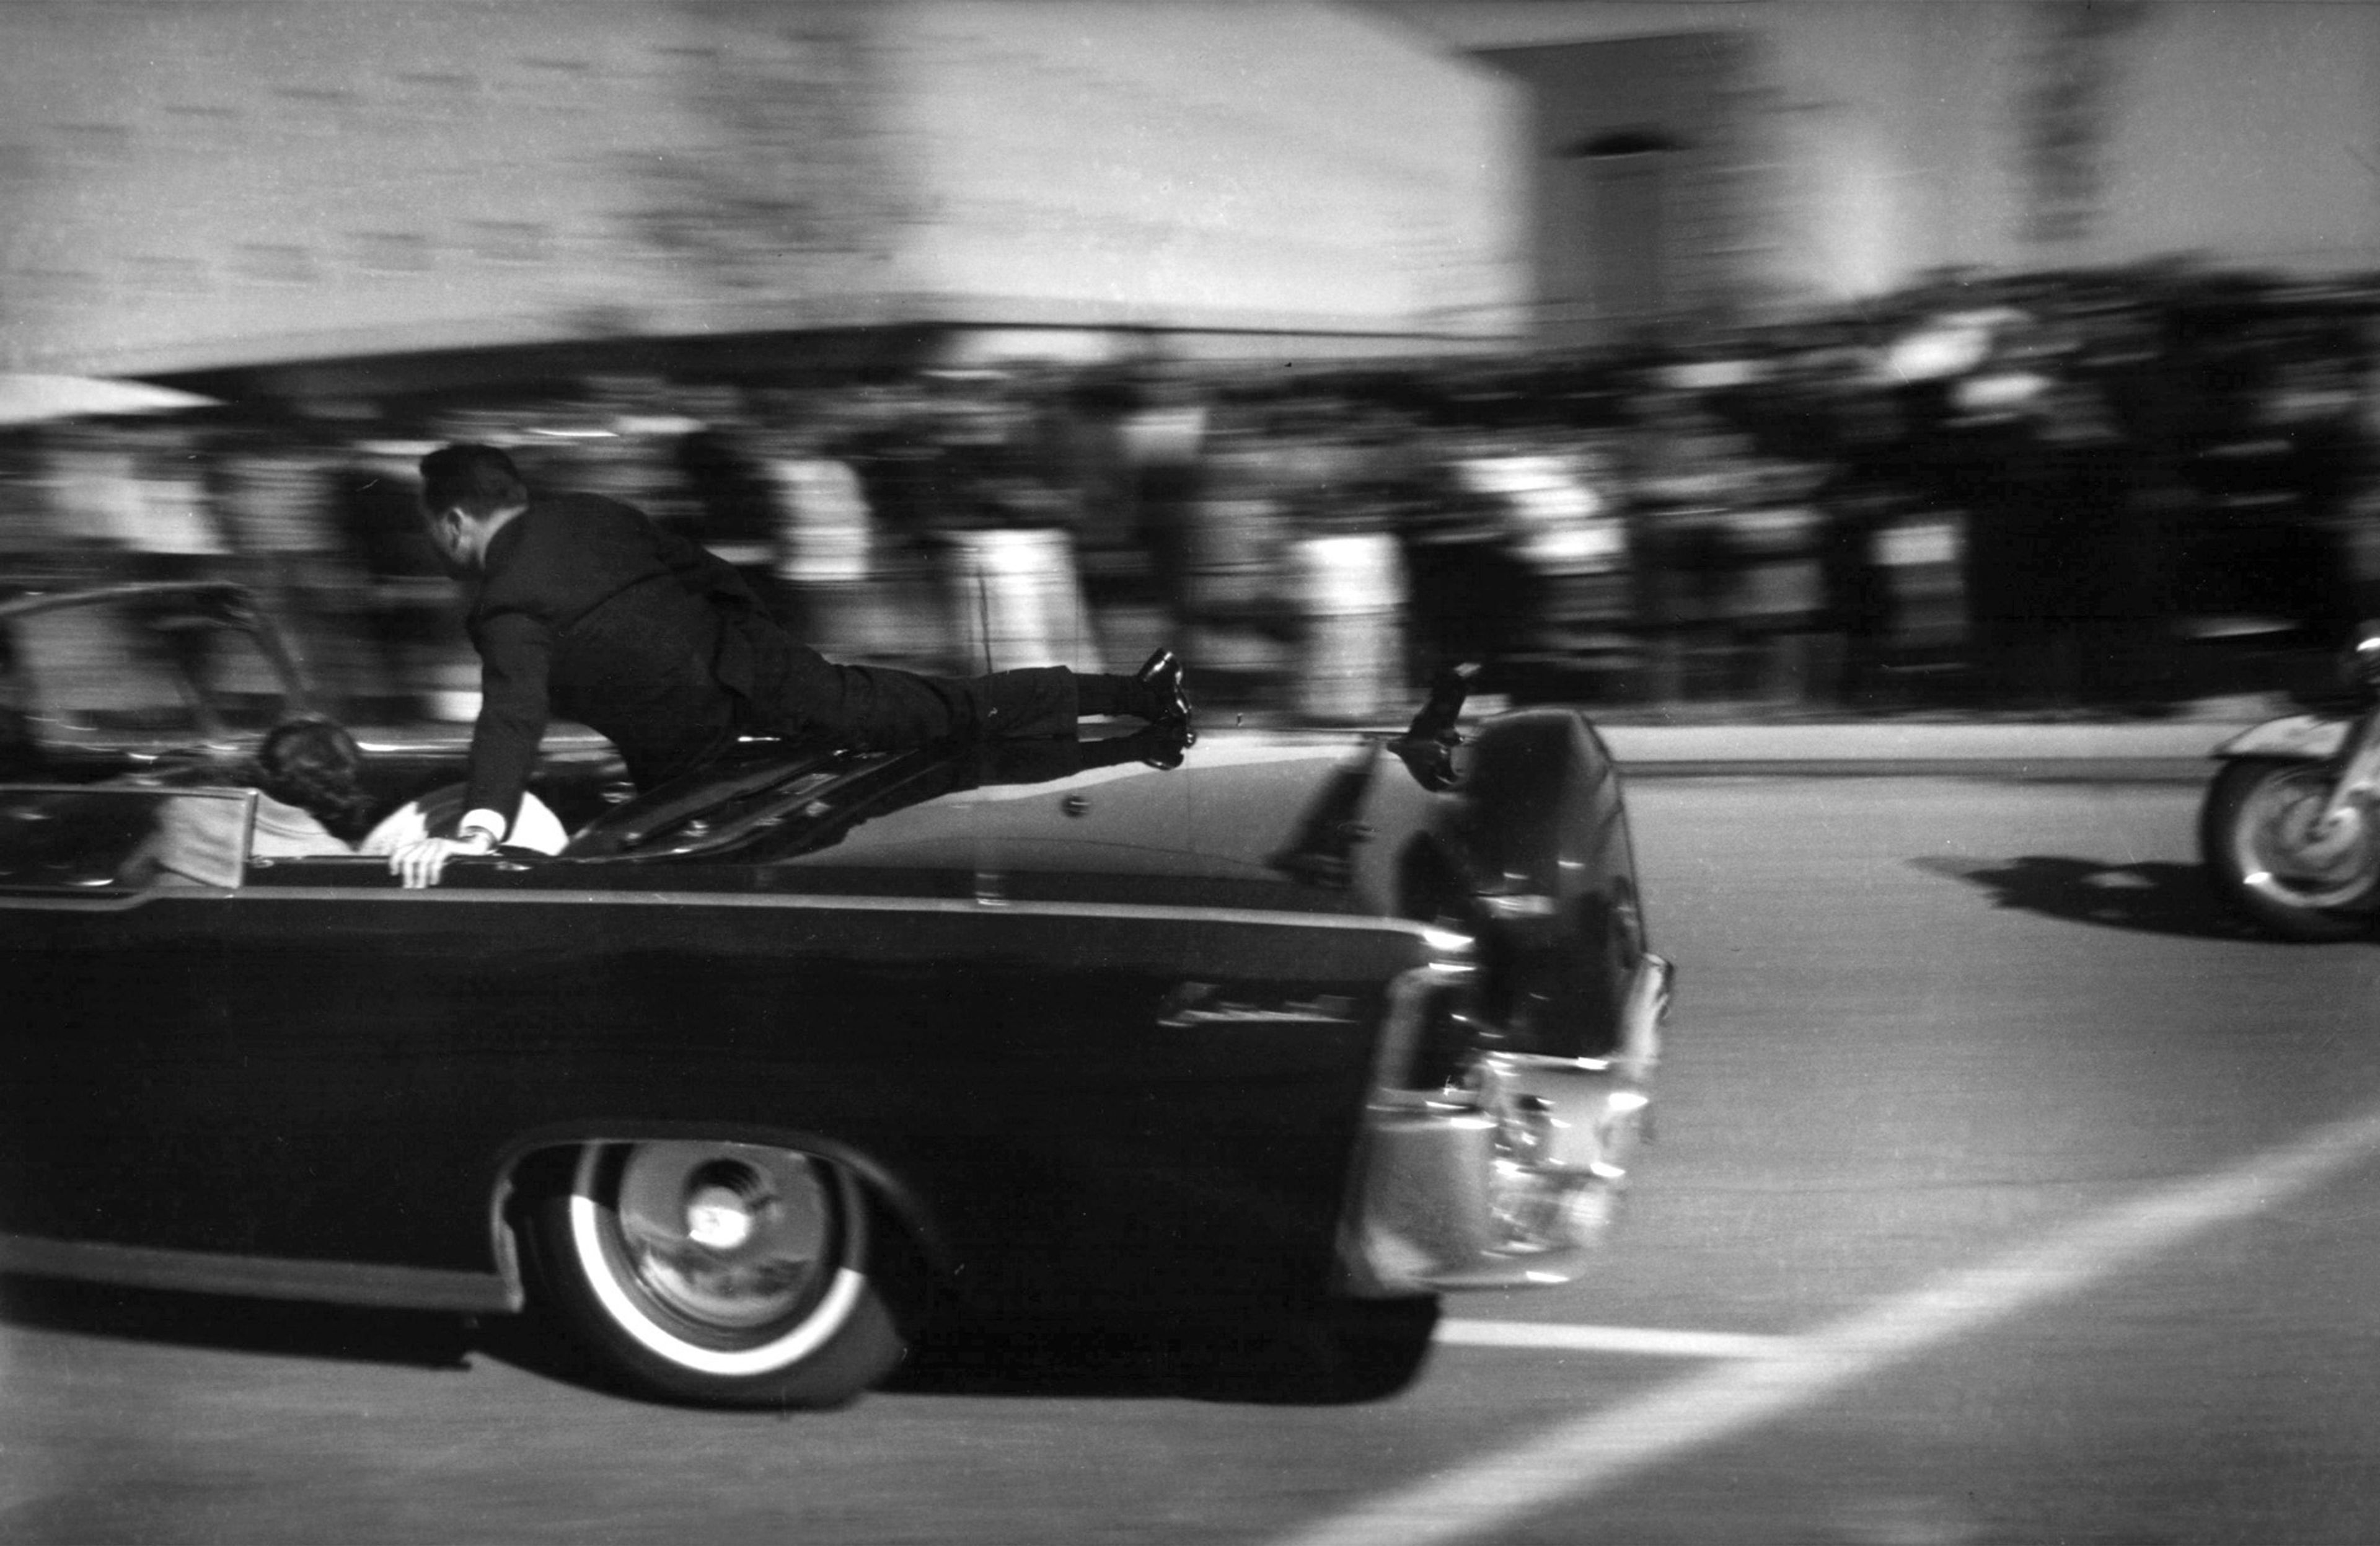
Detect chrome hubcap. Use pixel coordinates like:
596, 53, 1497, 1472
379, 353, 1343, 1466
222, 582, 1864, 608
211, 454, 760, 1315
606, 1142, 836, 1335
684, 1183, 757, 1252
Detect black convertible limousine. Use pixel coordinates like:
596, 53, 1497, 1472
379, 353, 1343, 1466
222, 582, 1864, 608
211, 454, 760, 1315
0, 583, 1672, 1407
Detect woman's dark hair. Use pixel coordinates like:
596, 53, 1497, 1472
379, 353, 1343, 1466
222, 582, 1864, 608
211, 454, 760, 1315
418, 443, 528, 518
252, 717, 374, 841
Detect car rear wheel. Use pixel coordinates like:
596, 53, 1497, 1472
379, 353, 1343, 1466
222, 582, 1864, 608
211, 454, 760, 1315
528, 1140, 905, 1408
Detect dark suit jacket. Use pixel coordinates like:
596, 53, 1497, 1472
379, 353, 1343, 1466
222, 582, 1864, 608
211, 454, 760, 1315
463, 492, 761, 821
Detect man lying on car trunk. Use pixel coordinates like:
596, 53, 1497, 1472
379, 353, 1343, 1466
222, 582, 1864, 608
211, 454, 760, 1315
387, 442, 1192, 888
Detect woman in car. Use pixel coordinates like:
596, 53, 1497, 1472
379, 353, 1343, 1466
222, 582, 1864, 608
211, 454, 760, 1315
130, 717, 373, 884
131, 717, 570, 884
245, 715, 377, 857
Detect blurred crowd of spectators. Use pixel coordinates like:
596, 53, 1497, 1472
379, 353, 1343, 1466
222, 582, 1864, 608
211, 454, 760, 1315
3, 260, 2376, 727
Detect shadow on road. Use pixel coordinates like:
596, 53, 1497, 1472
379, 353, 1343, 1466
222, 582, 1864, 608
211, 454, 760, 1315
889, 1299, 1440, 1406
1913, 854, 2323, 941
883, 1325, 1197, 1399
1, 1278, 1435, 1408
0, 1274, 475, 1370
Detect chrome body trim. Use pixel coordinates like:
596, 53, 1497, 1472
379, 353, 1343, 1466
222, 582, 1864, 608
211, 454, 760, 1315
0, 1230, 521, 1314
211, 885, 1443, 940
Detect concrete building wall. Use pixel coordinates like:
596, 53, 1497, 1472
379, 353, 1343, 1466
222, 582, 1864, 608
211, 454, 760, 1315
1765, 2, 2032, 294
1845, 1, 2380, 278
0, 1, 1528, 379
884, 1, 1528, 342
1389, 0, 2380, 311
1473, 29, 1768, 347
2105, 3, 2380, 272
0, 2, 920, 376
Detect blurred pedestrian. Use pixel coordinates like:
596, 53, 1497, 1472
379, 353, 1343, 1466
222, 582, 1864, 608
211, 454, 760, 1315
1623, 381, 1761, 700
671, 389, 783, 596
327, 432, 459, 718
1403, 423, 1546, 685
756, 408, 878, 653
45, 421, 233, 702
1172, 399, 1296, 697
212, 421, 357, 702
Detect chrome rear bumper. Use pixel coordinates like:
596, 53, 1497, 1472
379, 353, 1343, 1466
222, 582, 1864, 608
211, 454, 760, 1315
1341, 952, 1669, 1294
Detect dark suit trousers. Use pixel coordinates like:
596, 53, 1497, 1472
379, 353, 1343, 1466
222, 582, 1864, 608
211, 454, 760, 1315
732, 613, 1078, 751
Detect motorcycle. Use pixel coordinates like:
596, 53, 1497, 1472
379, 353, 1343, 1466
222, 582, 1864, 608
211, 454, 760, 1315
2200, 632, 2380, 940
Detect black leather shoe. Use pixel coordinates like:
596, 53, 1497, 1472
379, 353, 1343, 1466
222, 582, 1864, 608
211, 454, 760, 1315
1134, 648, 1196, 747
1131, 718, 1191, 771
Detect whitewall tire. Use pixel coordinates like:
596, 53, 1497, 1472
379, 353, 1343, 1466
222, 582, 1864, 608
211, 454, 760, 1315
530, 1140, 905, 1407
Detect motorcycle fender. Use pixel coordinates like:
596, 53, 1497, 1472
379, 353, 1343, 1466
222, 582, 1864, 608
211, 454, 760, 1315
2213, 715, 2351, 762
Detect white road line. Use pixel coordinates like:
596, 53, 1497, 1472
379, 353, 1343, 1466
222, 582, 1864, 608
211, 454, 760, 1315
1435, 1320, 1792, 1361
1277, 1097, 2380, 1546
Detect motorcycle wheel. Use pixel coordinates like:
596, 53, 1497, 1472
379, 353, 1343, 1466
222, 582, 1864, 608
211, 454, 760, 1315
2199, 758, 2379, 942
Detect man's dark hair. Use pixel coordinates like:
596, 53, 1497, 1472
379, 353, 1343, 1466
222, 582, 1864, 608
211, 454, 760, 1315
418, 443, 528, 518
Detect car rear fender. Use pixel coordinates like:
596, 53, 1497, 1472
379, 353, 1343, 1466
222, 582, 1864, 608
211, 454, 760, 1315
1440, 709, 1648, 1062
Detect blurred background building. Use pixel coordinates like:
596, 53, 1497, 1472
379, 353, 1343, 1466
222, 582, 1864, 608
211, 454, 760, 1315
0, 1, 2374, 735
0, 0, 1527, 391
1414, 0, 2380, 344
5, 1, 2374, 382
